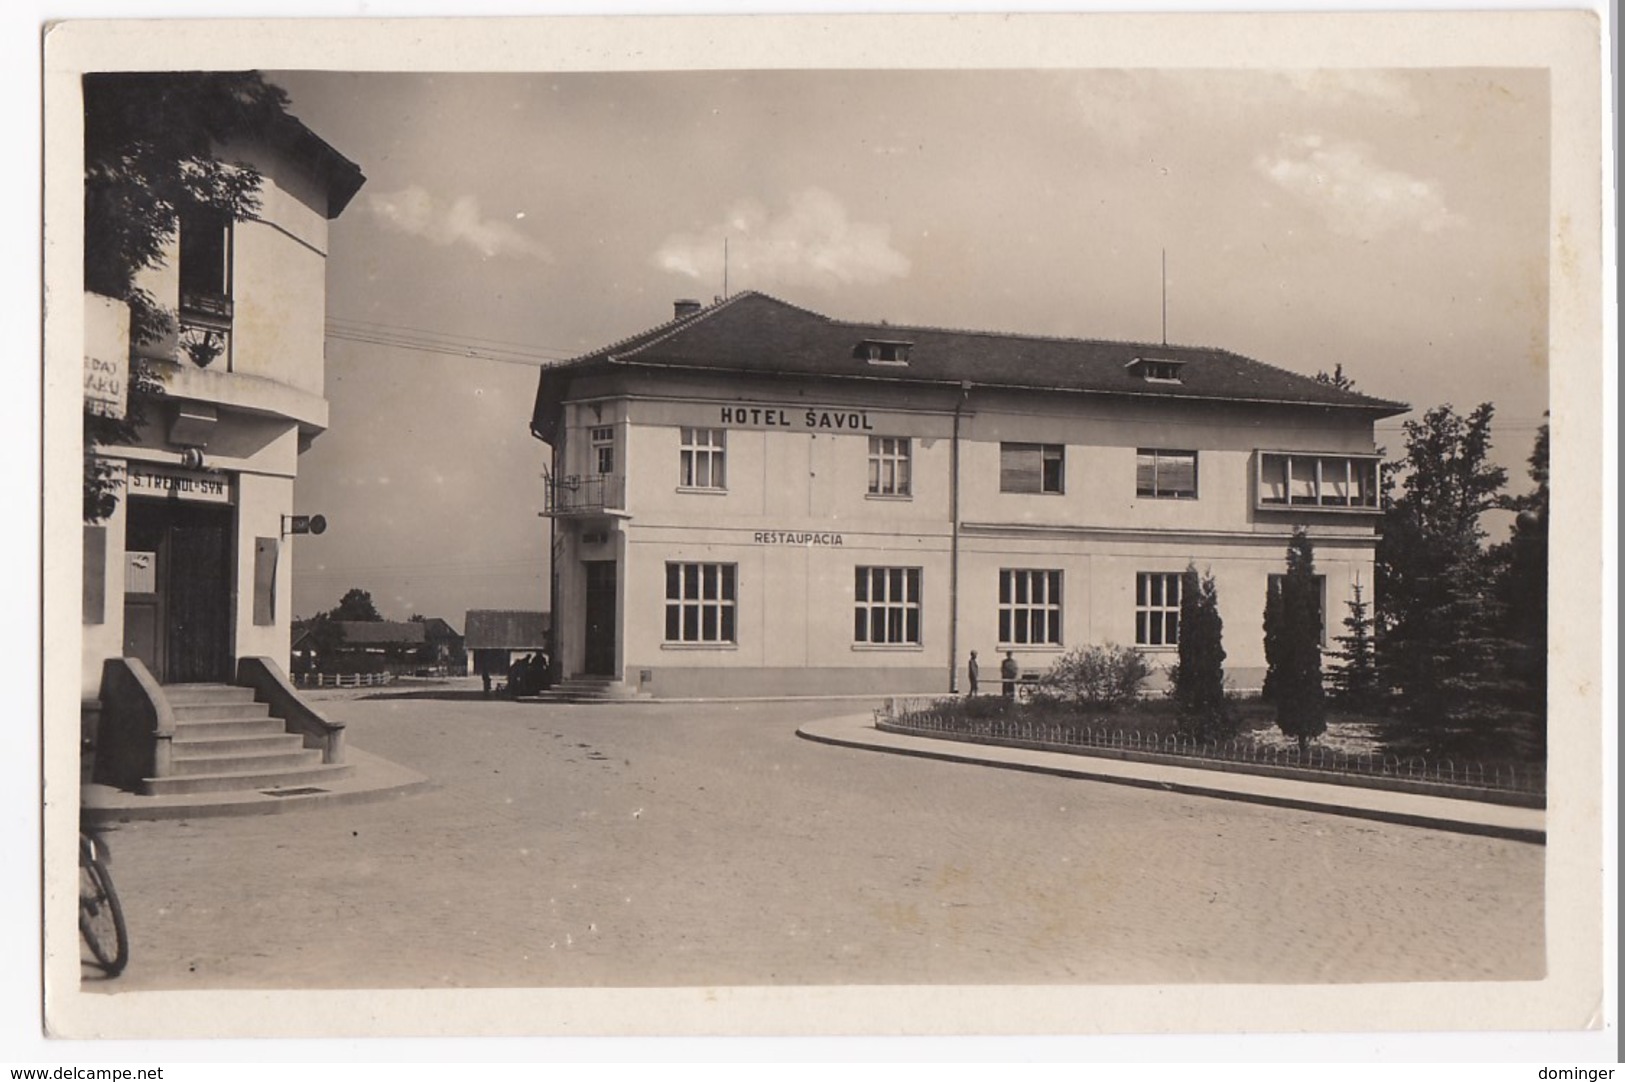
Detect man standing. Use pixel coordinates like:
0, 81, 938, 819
967, 650, 980, 696
1001, 651, 1019, 700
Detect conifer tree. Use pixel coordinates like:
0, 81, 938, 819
1272, 529, 1327, 753
1327, 580, 1380, 712
1492, 422, 1549, 759
1261, 576, 1283, 703
1174, 564, 1234, 743
1377, 403, 1535, 758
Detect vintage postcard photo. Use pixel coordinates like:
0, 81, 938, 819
38, 10, 1607, 1047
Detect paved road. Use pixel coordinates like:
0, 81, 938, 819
87, 695, 1544, 991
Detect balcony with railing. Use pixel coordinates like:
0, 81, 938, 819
544, 472, 629, 518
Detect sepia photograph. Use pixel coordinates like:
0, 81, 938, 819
35, 8, 1608, 1056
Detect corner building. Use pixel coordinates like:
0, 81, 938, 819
530, 293, 1406, 699
82, 116, 364, 702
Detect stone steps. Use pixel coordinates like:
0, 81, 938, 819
148, 683, 343, 796
144, 761, 355, 797
529, 676, 652, 702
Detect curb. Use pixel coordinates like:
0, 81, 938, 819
797, 717, 1545, 845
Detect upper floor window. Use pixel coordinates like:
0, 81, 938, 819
856, 339, 912, 367
1257, 452, 1379, 510
679, 427, 726, 490
176, 210, 233, 368
1135, 571, 1182, 647
1000, 443, 1065, 494
1136, 449, 1198, 499
868, 437, 912, 497
665, 562, 736, 644
854, 566, 921, 646
179, 209, 232, 314
1000, 569, 1062, 647
590, 426, 615, 475
1128, 357, 1185, 384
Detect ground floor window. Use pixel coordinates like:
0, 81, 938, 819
854, 566, 921, 645
1135, 571, 1182, 646
1000, 569, 1062, 646
665, 562, 736, 643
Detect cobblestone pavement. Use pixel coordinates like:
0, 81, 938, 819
85, 695, 1544, 991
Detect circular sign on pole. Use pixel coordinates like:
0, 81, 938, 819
308, 514, 327, 536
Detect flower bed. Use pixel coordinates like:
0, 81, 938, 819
882, 696, 1544, 800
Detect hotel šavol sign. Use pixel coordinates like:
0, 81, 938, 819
719, 406, 875, 431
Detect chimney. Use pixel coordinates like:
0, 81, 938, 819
674, 298, 702, 320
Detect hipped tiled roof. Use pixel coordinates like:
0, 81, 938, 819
532, 292, 1407, 433
333, 620, 424, 646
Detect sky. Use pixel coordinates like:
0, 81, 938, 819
270, 67, 1553, 626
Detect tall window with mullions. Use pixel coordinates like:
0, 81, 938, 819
664, 562, 736, 643
1135, 571, 1182, 646
853, 566, 921, 645
1000, 569, 1062, 646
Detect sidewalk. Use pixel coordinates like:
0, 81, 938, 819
796, 714, 1545, 844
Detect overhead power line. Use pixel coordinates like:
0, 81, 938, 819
324, 315, 581, 368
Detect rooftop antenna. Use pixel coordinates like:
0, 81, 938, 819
723, 236, 729, 300
1161, 248, 1167, 346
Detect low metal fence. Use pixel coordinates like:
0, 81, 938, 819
881, 708, 1545, 796
294, 672, 399, 689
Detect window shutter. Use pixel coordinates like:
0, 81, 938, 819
1000, 444, 1041, 492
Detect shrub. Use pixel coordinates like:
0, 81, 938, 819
1036, 643, 1150, 709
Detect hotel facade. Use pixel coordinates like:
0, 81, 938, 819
530, 293, 1406, 699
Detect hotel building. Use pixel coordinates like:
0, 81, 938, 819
530, 292, 1405, 699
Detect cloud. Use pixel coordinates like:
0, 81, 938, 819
1066, 70, 1421, 149
1255, 134, 1463, 237
366, 185, 551, 260
652, 188, 911, 292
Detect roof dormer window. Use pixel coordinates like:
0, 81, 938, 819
1128, 357, 1185, 384
857, 339, 912, 367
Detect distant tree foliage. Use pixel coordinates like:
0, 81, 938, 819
330, 588, 384, 622
1270, 529, 1327, 752
1173, 564, 1234, 742
1313, 364, 1358, 392
83, 71, 292, 522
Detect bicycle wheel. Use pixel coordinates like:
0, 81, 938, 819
79, 842, 128, 977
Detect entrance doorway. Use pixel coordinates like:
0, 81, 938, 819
123, 500, 233, 684
582, 560, 617, 676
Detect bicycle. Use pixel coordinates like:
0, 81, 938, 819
79, 830, 127, 977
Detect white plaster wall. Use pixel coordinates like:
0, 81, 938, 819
80, 489, 129, 699
233, 470, 297, 667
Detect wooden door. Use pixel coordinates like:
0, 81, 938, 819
583, 560, 617, 676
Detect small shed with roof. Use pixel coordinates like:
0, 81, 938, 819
464, 609, 551, 677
